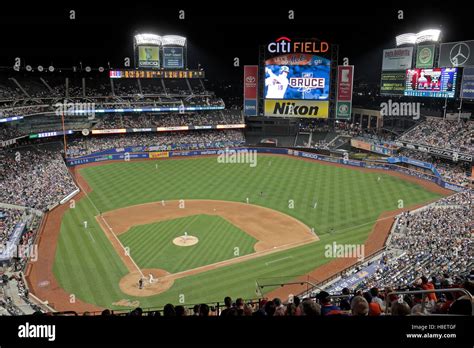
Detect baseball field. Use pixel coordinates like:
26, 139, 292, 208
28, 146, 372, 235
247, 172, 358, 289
29, 154, 449, 311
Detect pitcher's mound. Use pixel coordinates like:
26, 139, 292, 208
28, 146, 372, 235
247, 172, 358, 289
173, 235, 199, 246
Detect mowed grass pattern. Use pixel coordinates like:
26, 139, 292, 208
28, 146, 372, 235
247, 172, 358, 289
53, 155, 444, 309
119, 215, 257, 273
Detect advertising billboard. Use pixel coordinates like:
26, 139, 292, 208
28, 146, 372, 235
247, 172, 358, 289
243, 65, 258, 116
138, 46, 160, 68
264, 56, 330, 100
350, 139, 371, 151
460, 67, 474, 99
380, 71, 406, 95
439, 40, 474, 68
149, 151, 170, 159
109, 70, 204, 79
267, 37, 329, 55
416, 45, 435, 68
264, 99, 328, 118
244, 66, 258, 99
163, 47, 184, 68
382, 47, 413, 71
404, 68, 458, 98
336, 65, 354, 119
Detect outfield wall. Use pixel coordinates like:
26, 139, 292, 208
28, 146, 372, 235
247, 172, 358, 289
65, 147, 465, 192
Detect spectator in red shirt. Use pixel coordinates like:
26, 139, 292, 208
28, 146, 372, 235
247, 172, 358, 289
421, 276, 438, 302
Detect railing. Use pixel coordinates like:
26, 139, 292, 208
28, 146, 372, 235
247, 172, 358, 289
66, 298, 265, 316
296, 247, 388, 300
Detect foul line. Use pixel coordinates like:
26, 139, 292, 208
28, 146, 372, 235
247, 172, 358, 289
73, 175, 145, 278
265, 256, 293, 266
87, 230, 96, 243
155, 237, 316, 283
326, 212, 406, 236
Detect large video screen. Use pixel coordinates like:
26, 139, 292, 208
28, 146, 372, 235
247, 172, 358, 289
138, 46, 160, 68
264, 55, 330, 100
163, 47, 184, 69
404, 68, 458, 98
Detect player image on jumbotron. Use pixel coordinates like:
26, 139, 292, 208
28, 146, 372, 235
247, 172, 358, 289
264, 58, 331, 100
145, 47, 154, 61
265, 66, 290, 98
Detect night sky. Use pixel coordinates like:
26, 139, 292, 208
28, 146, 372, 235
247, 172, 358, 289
0, 3, 472, 85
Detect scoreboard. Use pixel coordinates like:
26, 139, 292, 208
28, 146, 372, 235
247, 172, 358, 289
404, 68, 457, 98
109, 69, 204, 79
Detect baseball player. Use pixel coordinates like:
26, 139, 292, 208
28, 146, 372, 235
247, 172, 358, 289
265, 66, 290, 99
83, 220, 88, 229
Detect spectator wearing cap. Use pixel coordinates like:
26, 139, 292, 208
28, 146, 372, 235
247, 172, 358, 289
317, 291, 342, 316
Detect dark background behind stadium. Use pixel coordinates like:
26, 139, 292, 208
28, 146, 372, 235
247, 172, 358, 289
0, 3, 473, 93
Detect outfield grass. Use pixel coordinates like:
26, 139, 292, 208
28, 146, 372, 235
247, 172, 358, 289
118, 215, 257, 273
53, 155, 443, 309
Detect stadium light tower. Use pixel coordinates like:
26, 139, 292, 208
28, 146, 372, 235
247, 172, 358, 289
134, 33, 162, 46
396, 29, 441, 46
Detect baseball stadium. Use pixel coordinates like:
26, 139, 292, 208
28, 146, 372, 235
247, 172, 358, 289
0, 9, 473, 327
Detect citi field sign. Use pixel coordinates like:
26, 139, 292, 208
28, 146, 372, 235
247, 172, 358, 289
268, 37, 329, 54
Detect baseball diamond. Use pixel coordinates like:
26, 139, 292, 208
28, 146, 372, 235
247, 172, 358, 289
24, 154, 449, 310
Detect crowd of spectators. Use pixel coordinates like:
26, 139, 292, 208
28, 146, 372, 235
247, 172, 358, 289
397, 148, 471, 187
66, 130, 246, 157
90, 273, 472, 317
437, 190, 472, 206
0, 124, 23, 141
0, 105, 52, 118
93, 111, 243, 130
0, 75, 221, 115
340, 191, 473, 313
1, 271, 44, 316
0, 208, 24, 246
0, 148, 77, 211
0, 95, 225, 118
398, 118, 473, 154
